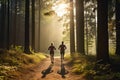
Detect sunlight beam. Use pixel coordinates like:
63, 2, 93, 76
52, 3, 69, 17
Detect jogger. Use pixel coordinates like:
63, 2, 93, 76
48, 43, 56, 64
58, 41, 67, 62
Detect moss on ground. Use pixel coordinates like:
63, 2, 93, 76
0, 49, 46, 80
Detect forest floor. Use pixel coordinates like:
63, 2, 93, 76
10, 57, 86, 80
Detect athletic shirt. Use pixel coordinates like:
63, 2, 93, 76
59, 45, 66, 51
48, 46, 56, 51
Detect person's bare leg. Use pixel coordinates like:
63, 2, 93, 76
61, 53, 64, 63
63, 52, 65, 60
51, 54, 54, 64
52, 54, 54, 63
50, 55, 52, 63
61, 53, 62, 63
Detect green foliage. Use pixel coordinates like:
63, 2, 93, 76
110, 55, 120, 64
0, 65, 17, 80
93, 72, 120, 80
10, 45, 24, 53
72, 63, 87, 74
0, 76, 4, 80
0, 49, 46, 66
68, 53, 95, 74
0, 49, 46, 79
67, 53, 120, 80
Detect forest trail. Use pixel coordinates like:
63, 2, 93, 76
13, 57, 85, 80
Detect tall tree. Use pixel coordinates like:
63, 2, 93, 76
38, 0, 41, 52
0, 0, 6, 49
9, 0, 15, 47
70, 0, 75, 54
13, 0, 17, 47
7, 0, 10, 49
97, 0, 109, 63
31, 0, 35, 51
76, 0, 85, 54
9, 0, 13, 45
115, 0, 120, 55
24, 0, 31, 53
0, 0, 9, 49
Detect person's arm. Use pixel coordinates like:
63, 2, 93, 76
65, 45, 67, 49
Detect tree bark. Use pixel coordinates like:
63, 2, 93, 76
7, 0, 10, 50
76, 0, 85, 54
24, 0, 31, 54
97, 0, 109, 63
70, 0, 75, 54
31, 0, 35, 51
38, 0, 41, 52
13, 0, 17, 47
0, 1, 6, 49
115, 0, 120, 55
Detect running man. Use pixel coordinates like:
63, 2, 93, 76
48, 43, 56, 64
58, 41, 67, 62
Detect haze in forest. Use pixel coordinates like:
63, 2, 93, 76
40, 15, 70, 55
38, 1, 71, 55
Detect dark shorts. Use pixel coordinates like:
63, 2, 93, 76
50, 51, 54, 57
60, 51, 65, 55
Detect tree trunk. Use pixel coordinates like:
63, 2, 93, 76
38, 0, 41, 52
76, 0, 85, 54
115, 0, 120, 55
0, 0, 7, 49
0, 1, 5, 49
31, 0, 35, 51
70, 0, 75, 54
9, 0, 12, 47
24, 0, 31, 54
97, 0, 109, 63
13, 0, 17, 47
9, 0, 14, 47
7, 0, 10, 50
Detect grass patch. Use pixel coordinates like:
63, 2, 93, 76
66, 53, 120, 80
0, 49, 46, 80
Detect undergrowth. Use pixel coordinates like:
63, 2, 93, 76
67, 53, 120, 80
0, 48, 46, 80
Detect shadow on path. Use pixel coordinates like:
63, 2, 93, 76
41, 64, 54, 78
57, 62, 69, 78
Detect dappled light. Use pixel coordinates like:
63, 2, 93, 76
52, 3, 69, 17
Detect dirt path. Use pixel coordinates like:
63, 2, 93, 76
14, 57, 85, 80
